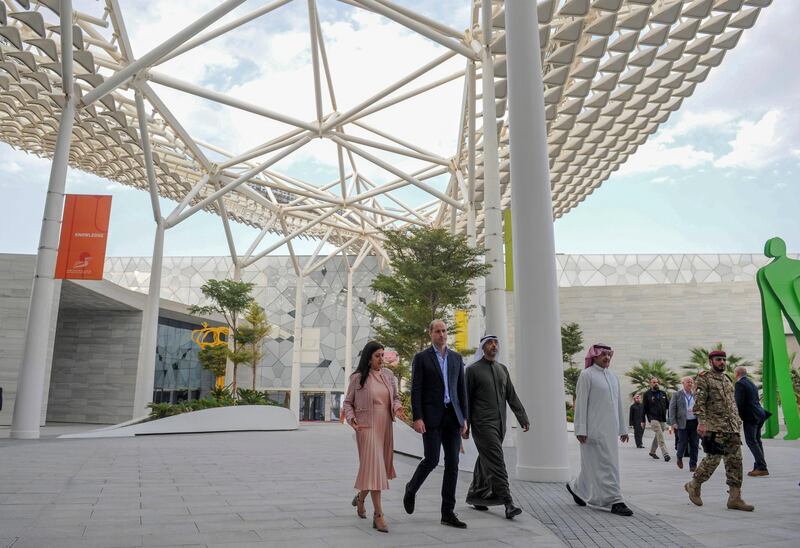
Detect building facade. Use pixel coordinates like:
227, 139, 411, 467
2, 252, 789, 426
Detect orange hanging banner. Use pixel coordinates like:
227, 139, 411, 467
54, 194, 113, 280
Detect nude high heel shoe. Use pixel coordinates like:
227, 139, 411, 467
351, 493, 367, 519
373, 512, 388, 533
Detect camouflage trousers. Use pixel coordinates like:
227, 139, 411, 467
693, 432, 743, 488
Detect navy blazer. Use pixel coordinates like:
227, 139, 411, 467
410, 346, 468, 428
734, 375, 767, 424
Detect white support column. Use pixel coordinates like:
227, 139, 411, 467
131, 87, 167, 420
505, 0, 569, 482
290, 277, 304, 418
344, 268, 354, 387
11, 0, 75, 439
132, 220, 165, 418
480, 0, 507, 354
466, 60, 480, 350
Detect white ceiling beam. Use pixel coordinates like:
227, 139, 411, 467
81, 0, 247, 108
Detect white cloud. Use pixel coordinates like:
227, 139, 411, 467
653, 109, 738, 146
650, 176, 673, 185
1, 161, 22, 173
616, 141, 714, 176
715, 110, 783, 169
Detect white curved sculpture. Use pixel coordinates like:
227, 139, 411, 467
392, 420, 479, 473
59, 405, 298, 439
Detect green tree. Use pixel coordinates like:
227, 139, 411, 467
560, 322, 584, 406
368, 227, 489, 384
563, 367, 581, 407
625, 359, 681, 397
234, 302, 272, 390
756, 352, 798, 399
561, 322, 584, 367
197, 345, 228, 377
682, 343, 753, 377
189, 279, 255, 392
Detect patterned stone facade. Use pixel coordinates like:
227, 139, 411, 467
554, 253, 796, 287
105, 256, 381, 393
103, 253, 779, 398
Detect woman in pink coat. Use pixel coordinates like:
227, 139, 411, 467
343, 340, 405, 533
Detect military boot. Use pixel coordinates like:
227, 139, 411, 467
726, 486, 754, 512
684, 480, 702, 506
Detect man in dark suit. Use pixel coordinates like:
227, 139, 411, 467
404, 319, 469, 528
628, 394, 645, 448
734, 366, 770, 476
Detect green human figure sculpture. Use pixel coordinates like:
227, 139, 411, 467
756, 237, 800, 440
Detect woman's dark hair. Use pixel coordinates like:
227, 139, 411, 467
356, 340, 385, 387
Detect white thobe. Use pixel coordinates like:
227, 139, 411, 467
570, 364, 627, 507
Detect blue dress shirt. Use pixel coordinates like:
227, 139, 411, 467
435, 347, 451, 404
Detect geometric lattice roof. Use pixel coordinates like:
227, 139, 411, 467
0, 0, 770, 259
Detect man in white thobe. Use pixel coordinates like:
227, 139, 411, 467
566, 343, 634, 516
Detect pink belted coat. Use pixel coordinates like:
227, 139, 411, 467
342, 368, 403, 427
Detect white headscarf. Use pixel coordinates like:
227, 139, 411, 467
473, 334, 499, 363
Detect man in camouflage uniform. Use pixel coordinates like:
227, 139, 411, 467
684, 350, 754, 511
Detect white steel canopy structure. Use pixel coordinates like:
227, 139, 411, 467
6, 0, 770, 480
0, 0, 769, 255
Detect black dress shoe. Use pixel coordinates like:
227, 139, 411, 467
504, 503, 522, 519
403, 483, 415, 515
610, 502, 633, 516
664, 455, 671, 462
471, 504, 489, 511
565, 483, 586, 507
440, 513, 467, 528
649, 452, 660, 459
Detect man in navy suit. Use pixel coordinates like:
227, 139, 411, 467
404, 319, 469, 528
734, 366, 770, 476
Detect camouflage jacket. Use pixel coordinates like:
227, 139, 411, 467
693, 369, 742, 433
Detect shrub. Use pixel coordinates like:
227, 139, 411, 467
147, 402, 182, 420
237, 388, 268, 405
395, 391, 412, 425
565, 401, 574, 423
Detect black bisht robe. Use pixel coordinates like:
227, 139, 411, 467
465, 358, 529, 506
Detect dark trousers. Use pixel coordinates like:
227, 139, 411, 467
742, 419, 767, 471
633, 425, 644, 447
407, 405, 461, 516
677, 419, 700, 467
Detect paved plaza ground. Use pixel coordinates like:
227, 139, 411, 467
1, 422, 797, 548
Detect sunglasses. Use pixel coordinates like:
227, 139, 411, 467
712, 357, 727, 362
599, 349, 614, 357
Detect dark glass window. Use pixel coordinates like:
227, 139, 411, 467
300, 392, 325, 421
265, 391, 289, 408
153, 318, 214, 403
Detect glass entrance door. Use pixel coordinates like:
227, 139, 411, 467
300, 392, 325, 421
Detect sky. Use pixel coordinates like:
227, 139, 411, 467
1, 0, 798, 258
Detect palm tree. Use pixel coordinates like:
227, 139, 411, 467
625, 359, 681, 397
755, 352, 797, 396
682, 343, 753, 377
